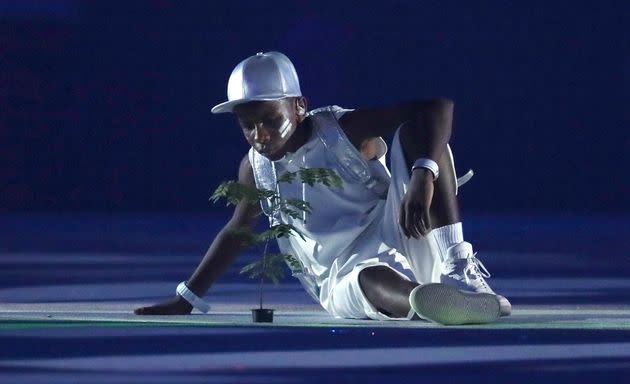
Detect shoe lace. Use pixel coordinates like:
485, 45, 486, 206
462, 252, 491, 288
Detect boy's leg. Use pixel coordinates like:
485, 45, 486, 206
358, 265, 501, 325
421, 136, 460, 229
358, 265, 417, 318
420, 140, 511, 315
384, 125, 511, 315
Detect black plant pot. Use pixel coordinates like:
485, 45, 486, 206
252, 308, 274, 323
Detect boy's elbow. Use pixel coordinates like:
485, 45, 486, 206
411, 98, 453, 122
431, 97, 454, 114
410, 98, 454, 119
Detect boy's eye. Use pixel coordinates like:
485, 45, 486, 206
240, 115, 281, 130
265, 116, 283, 127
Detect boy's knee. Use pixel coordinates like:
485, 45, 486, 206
358, 265, 392, 290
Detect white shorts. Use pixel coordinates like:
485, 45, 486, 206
321, 128, 450, 320
326, 252, 417, 320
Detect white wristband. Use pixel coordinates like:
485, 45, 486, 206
412, 158, 439, 180
176, 281, 210, 313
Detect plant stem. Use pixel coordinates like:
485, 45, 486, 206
259, 275, 263, 310
260, 241, 269, 310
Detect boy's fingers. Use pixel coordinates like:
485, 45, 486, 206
399, 205, 409, 237
412, 209, 423, 238
405, 206, 416, 238
420, 210, 431, 236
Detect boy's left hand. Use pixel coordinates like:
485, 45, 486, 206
399, 168, 434, 238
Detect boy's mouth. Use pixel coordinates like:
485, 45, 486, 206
257, 145, 278, 157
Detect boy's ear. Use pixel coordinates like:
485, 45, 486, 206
296, 97, 307, 116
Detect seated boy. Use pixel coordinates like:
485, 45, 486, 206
135, 52, 511, 325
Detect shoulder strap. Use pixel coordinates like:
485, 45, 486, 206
248, 148, 279, 223
309, 106, 390, 198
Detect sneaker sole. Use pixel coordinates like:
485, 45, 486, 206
497, 295, 512, 317
409, 283, 501, 325
440, 274, 512, 317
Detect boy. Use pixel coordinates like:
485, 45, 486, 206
135, 52, 510, 325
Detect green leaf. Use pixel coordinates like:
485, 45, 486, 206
282, 254, 303, 271
225, 226, 258, 246
285, 198, 312, 214
239, 254, 302, 285
278, 168, 342, 189
240, 259, 265, 279
240, 259, 263, 276
295, 168, 343, 189
280, 207, 303, 220
264, 253, 286, 264
265, 263, 284, 284
218, 168, 340, 287
210, 181, 277, 206
277, 171, 297, 184
255, 224, 306, 242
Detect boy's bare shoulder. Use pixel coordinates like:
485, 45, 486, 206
238, 153, 256, 187
226, 152, 262, 225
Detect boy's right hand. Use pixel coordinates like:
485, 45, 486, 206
134, 295, 193, 315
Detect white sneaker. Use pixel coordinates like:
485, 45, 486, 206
440, 241, 512, 316
409, 283, 501, 325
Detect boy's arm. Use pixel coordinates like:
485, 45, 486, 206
185, 154, 262, 295
338, 98, 454, 165
134, 154, 262, 315
338, 98, 455, 239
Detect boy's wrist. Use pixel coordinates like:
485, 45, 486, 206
411, 158, 439, 180
176, 281, 210, 313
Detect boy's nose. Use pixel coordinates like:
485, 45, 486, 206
254, 124, 270, 144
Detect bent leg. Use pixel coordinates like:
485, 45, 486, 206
357, 266, 501, 325
322, 258, 417, 320
381, 126, 445, 284
398, 120, 462, 228
358, 265, 418, 318
427, 141, 460, 228
391, 124, 511, 316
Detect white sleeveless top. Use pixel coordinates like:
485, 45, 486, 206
248, 106, 393, 300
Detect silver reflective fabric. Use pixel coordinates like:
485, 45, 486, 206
248, 106, 390, 301
230, 52, 301, 101
310, 106, 390, 199
249, 147, 279, 223
247, 105, 474, 305
212, 51, 302, 113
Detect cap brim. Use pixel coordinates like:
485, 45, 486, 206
210, 95, 299, 114
210, 99, 247, 114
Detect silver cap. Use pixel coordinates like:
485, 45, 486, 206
211, 51, 302, 114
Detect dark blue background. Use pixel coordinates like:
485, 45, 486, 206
1, 0, 627, 214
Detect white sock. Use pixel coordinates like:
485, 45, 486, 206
427, 222, 464, 259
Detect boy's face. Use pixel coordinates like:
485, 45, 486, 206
234, 99, 300, 160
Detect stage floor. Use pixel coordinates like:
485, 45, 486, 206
1, 213, 629, 383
